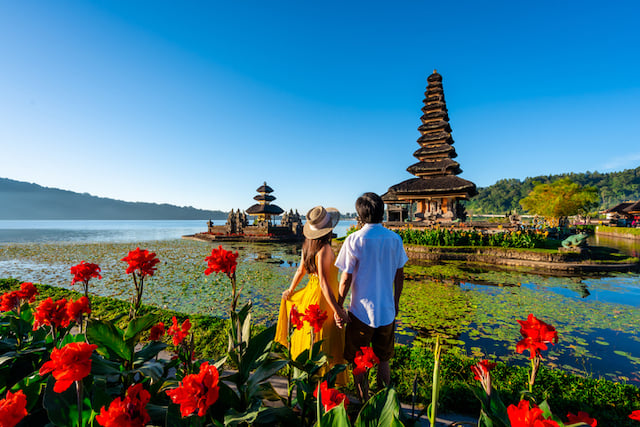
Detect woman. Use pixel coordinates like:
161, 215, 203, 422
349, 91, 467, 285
275, 206, 348, 384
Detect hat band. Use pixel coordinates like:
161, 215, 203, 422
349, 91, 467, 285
308, 213, 331, 231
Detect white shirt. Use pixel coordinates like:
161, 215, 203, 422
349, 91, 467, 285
335, 223, 408, 327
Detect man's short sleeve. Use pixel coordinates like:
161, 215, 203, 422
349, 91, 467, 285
395, 234, 409, 269
335, 235, 357, 273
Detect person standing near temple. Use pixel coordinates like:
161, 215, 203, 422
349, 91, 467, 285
334, 192, 408, 401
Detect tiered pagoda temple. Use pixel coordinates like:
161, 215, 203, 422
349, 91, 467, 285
189, 182, 304, 242
382, 70, 476, 223
246, 182, 284, 224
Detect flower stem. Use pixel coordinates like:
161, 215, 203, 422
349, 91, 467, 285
76, 380, 83, 427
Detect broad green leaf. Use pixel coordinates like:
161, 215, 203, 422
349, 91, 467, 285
133, 341, 167, 366
354, 386, 402, 427
124, 313, 158, 341
86, 319, 132, 362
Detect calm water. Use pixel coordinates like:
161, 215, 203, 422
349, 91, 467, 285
1, 221, 639, 384
0, 219, 358, 244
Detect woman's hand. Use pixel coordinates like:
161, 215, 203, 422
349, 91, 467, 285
282, 288, 293, 300
334, 306, 349, 329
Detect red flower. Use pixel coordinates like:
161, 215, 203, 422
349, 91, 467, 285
168, 316, 191, 346
353, 346, 380, 376
630, 410, 640, 421
0, 283, 39, 312
66, 296, 91, 324
166, 361, 219, 417
516, 314, 558, 359
0, 291, 21, 312
303, 304, 328, 333
507, 400, 560, 427
0, 389, 28, 427
290, 305, 304, 330
471, 359, 497, 381
149, 322, 165, 341
313, 381, 349, 411
204, 246, 238, 278
567, 411, 597, 426
18, 282, 38, 303
33, 297, 71, 330
96, 383, 151, 427
121, 248, 160, 277
39, 342, 97, 393
70, 261, 102, 285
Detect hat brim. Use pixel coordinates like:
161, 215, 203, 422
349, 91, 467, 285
303, 207, 340, 239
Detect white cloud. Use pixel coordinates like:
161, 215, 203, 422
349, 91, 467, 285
601, 152, 640, 171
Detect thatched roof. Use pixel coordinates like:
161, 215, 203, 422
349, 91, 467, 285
407, 160, 461, 176
253, 194, 276, 202
418, 121, 451, 133
256, 182, 274, 193
427, 70, 443, 83
413, 145, 457, 159
417, 131, 453, 145
421, 110, 449, 121
386, 176, 477, 198
421, 102, 447, 113
625, 201, 640, 213
604, 202, 634, 214
246, 203, 283, 215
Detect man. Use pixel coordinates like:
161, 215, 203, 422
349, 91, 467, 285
334, 192, 408, 401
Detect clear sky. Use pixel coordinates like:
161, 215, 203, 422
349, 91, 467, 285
1, 1, 639, 214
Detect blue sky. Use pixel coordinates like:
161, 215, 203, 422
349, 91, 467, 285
1, 1, 639, 214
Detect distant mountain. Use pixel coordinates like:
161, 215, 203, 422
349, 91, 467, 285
0, 178, 227, 220
464, 167, 640, 215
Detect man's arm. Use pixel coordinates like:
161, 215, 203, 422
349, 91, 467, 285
338, 271, 352, 306
393, 267, 404, 316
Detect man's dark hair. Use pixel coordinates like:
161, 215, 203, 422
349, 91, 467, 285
356, 192, 384, 223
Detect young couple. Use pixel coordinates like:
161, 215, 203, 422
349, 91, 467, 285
275, 192, 408, 401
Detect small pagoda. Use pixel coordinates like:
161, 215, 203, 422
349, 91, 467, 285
192, 182, 303, 242
382, 70, 476, 223
246, 182, 284, 224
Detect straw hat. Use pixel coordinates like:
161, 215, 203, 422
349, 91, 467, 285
303, 206, 340, 239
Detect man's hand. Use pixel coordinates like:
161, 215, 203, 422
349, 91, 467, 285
334, 307, 349, 329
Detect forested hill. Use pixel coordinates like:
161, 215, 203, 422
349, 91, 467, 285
0, 177, 227, 220
464, 167, 640, 215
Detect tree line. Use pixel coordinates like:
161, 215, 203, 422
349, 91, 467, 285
464, 167, 640, 215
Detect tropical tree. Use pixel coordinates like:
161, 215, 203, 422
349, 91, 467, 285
519, 178, 599, 226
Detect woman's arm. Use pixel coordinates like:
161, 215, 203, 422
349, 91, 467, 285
282, 252, 306, 300
317, 245, 349, 324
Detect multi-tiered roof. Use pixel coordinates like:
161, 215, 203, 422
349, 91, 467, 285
384, 71, 476, 201
246, 182, 284, 217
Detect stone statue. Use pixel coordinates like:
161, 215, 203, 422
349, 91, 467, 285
561, 233, 589, 248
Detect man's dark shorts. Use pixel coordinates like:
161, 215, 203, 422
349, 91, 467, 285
344, 312, 395, 363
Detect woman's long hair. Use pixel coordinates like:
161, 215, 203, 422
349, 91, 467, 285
302, 232, 333, 274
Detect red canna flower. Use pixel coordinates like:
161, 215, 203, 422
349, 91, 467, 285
303, 304, 328, 333
630, 410, 640, 421
353, 346, 380, 376
18, 282, 38, 302
204, 246, 239, 278
290, 305, 304, 330
39, 342, 97, 393
121, 248, 160, 277
168, 316, 191, 346
0, 283, 39, 313
507, 400, 560, 427
70, 261, 102, 285
166, 361, 220, 417
96, 383, 151, 427
149, 322, 165, 341
516, 314, 558, 359
313, 381, 349, 411
471, 359, 497, 381
567, 411, 597, 426
0, 389, 28, 427
66, 296, 91, 324
33, 297, 71, 330
0, 291, 22, 313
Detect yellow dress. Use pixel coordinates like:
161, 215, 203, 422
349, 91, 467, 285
275, 262, 347, 386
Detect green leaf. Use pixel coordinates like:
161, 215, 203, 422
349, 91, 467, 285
354, 386, 402, 427
316, 403, 352, 427
12, 371, 47, 412
246, 359, 288, 395
124, 313, 158, 341
133, 341, 167, 366
86, 319, 132, 362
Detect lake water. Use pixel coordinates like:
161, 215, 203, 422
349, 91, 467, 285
0, 219, 358, 244
1, 220, 639, 384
